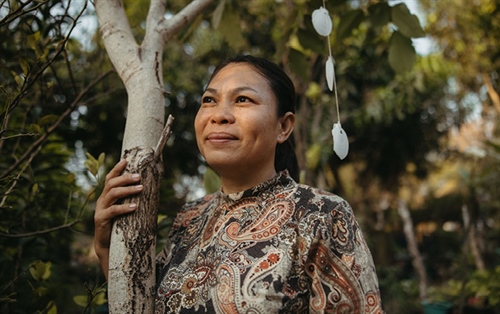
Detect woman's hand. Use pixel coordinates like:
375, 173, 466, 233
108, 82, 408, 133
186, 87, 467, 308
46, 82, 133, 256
93, 159, 143, 279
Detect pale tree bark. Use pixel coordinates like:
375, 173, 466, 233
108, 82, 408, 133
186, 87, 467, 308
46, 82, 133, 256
397, 199, 428, 301
461, 205, 485, 271
94, 0, 217, 312
482, 72, 500, 114
108, 145, 163, 313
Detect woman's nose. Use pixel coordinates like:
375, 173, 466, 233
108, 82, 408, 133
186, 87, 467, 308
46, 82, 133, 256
210, 102, 235, 124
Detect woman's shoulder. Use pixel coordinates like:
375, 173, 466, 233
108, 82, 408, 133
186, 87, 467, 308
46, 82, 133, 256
172, 193, 217, 229
181, 193, 217, 210
293, 183, 352, 214
292, 184, 359, 243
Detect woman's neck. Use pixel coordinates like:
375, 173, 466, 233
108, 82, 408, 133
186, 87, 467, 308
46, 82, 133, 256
219, 168, 277, 195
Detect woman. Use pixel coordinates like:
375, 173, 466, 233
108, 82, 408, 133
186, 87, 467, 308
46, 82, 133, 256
94, 55, 383, 313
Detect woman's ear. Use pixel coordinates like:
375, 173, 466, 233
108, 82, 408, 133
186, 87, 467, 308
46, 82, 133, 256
277, 112, 295, 144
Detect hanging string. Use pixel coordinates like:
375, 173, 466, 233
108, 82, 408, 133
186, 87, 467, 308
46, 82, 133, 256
326, 36, 340, 124
312, 2, 349, 159
322, 0, 340, 124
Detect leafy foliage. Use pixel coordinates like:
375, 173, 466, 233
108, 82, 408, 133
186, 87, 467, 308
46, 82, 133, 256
0, 0, 111, 312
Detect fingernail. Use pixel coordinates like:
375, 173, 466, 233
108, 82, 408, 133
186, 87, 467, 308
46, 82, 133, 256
134, 185, 143, 190
132, 174, 140, 179
129, 203, 137, 209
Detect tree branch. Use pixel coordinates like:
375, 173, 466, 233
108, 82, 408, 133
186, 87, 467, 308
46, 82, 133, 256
158, 0, 217, 43
0, 143, 42, 208
398, 199, 428, 301
0, 221, 80, 238
154, 114, 174, 161
0, 0, 49, 27
95, 0, 140, 80
1, 0, 88, 118
482, 72, 500, 113
0, 70, 113, 180
143, 0, 167, 49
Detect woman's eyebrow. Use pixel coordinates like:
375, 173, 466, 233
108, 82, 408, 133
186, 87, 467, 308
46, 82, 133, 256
232, 86, 259, 94
203, 86, 259, 95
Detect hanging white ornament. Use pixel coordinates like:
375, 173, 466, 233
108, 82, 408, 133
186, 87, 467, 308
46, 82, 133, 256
332, 123, 349, 160
312, 4, 348, 159
325, 55, 335, 91
311, 6, 332, 37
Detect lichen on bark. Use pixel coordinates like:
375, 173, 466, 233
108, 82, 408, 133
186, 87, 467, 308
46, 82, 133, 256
108, 146, 163, 313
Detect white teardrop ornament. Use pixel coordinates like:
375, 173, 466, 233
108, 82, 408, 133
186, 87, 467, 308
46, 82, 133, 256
326, 56, 335, 91
311, 6, 332, 37
332, 123, 349, 159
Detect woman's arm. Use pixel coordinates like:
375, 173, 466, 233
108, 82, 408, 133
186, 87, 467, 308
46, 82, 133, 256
304, 199, 383, 313
93, 159, 143, 280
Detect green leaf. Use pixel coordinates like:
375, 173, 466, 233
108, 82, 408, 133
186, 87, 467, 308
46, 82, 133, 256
92, 290, 108, 306
203, 167, 221, 194
38, 115, 59, 128
41, 262, 51, 280
46, 301, 57, 314
34, 286, 48, 297
27, 32, 41, 51
85, 152, 98, 164
297, 28, 324, 53
65, 173, 75, 184
29, 260, 52, 281
19, 58, 30, 76
305, 82, 322, 101
84, 161, 97, 177
85, 152, 105, 177
211, 0, 225, 29
98, 152, 106, 167
157, 214, 167, 224
73, 295, 89, 307
39, 46, 49, 61
11, 70, 24, 88
27, 123, 42, 134
368, 2, 391, 29
336, 9, 364, 40
288, 49, 309, 80
31, 183, 39, 194
391, 3, 425, 38
218, 6, 245, 49
388, 31, 416, 74
306, 143, 322, 170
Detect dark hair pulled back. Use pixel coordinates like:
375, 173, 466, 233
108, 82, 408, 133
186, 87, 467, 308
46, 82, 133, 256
207, 55, 299, 181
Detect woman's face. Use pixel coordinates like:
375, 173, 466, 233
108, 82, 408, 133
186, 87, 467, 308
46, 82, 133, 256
195, 63, 292, 184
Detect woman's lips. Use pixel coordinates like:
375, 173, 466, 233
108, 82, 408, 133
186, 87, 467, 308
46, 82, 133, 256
206, 132, 238, 142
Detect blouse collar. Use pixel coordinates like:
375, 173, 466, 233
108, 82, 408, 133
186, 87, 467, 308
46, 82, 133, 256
217, 170, 294, 203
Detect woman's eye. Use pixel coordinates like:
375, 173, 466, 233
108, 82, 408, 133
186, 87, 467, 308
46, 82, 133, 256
236, 96, 251, 103
202, 96, 214, 103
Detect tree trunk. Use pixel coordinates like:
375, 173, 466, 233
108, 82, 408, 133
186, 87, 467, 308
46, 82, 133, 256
94, 0, 217, 312
461, 205, 485, 271
108, 147, 163, 312
397, 199, 428, 301
482, 72, 500, 113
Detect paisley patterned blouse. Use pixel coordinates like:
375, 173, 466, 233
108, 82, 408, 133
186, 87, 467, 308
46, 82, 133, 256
155, 171, 383, 313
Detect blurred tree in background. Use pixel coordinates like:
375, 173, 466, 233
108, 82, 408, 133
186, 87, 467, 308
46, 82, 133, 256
415, 0, 500, 312
0, 0, 498, 313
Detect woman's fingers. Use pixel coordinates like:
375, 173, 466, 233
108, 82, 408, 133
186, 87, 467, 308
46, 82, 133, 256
105, 159, 127, 184
96, 185, 143, 217
98, 160, 143, 209
94, 160, 144, 251
102, 160, 132, 193
98, 179, 143, 209
94, 159, 146, 275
